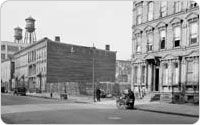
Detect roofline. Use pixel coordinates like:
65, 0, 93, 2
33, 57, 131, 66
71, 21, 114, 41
14, 37, 117, 55
14, 38, 48, 55
117, 59, 131, 62
51, 41, 117, 53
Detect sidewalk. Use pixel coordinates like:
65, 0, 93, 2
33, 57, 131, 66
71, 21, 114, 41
25, 93, 199, 118
135, 102, 199, 118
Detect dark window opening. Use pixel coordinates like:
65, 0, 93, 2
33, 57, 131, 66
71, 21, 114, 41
147, 44, 153, 51
190, 2, 198, 8
174, 40, 180, 47
1, 45, 6, 51
191, 38, 197, 44
1, 54, 5, 60
161, 39, 165, 49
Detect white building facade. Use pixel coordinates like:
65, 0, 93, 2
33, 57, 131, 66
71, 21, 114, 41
132, 0, 199, 103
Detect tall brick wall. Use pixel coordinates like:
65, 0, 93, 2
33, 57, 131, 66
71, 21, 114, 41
46, 41, 116, 83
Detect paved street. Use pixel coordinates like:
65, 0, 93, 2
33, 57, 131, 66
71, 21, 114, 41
1, 94, 198, 124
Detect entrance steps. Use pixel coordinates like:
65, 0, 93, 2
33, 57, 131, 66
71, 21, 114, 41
138, 92, 161, 102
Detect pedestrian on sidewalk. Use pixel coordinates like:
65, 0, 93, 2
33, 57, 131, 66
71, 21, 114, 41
96, 88, 101, 102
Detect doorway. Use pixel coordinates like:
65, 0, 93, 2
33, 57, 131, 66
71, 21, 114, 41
155, 68, 159, 91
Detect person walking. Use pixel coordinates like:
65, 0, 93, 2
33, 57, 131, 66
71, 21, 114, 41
96, 88, 101, 102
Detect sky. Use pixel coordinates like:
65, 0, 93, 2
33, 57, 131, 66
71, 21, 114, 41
1, 1, 132, 60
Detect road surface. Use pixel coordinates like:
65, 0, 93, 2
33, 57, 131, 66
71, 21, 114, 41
1, 94, 198, 124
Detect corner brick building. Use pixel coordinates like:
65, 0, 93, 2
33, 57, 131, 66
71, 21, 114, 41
132, 1, 199, 103
14, 37, 116, 95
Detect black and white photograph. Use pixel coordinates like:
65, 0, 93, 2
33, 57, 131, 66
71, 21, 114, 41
1, 0, 199, 124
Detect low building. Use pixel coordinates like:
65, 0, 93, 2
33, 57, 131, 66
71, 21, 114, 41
14, 37, 116, 95
1, 58, 15, 92
1, 41, 27, 61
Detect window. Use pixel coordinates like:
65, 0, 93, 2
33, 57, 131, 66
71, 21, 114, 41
160, 30, 166, 49
141, 66, 145, 83
190, 1, 198, 8
136, 5, 142, 25
174, 26, 181, 47
134, 66, 138, 83
1, 53, 5, 60
163, 64, 168, 85
174, 1, 182, 13
190, 22, 198, 44
187, 61, 193, 83
148, 2, 154, 21
160, 1, 167, 17
173, 63, 179, 84
147, 33, 153, 51
136, 36, 142, 52
7, 46, 19, 52
1, 45, 5, 51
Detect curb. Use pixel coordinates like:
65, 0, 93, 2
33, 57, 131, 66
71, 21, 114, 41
136, 107, 199, 118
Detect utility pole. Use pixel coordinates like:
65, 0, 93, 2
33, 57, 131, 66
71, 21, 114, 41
92, 43, 96, 102
37, 72, 42, 93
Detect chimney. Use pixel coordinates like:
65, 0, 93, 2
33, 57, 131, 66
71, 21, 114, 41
55, 36, 60, 42
105, 44, 110, 51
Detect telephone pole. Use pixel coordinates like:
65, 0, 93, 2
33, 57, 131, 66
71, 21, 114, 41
92, 43, 96, 102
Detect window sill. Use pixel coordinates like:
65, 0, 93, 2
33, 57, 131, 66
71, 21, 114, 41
147, 50, 153, 53
189, 42, 199, 47
173, 46, 181, 49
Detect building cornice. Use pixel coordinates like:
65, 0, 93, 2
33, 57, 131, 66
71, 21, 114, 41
132, 7, 199, 29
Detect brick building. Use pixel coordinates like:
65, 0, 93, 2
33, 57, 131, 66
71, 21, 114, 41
14, 37, 116, 95
132, 1, 199, 103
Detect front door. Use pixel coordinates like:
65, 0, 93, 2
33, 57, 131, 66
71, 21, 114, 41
155, 68, 159, 91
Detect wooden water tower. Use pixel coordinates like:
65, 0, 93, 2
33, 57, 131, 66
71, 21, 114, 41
24, 16, 36, 44
14, 26, 23, 43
